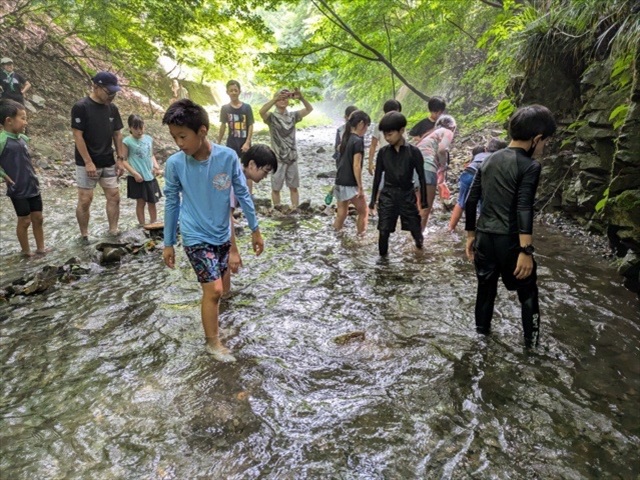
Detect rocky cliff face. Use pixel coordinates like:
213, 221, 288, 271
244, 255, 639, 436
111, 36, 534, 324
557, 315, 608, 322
518, 50, 639, 295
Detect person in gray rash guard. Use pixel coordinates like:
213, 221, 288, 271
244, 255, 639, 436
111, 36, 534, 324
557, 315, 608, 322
464, 105, 556, 347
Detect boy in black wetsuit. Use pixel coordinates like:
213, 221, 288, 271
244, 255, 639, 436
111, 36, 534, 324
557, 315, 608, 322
465, 104, 556, 347
369, 112, 427, 256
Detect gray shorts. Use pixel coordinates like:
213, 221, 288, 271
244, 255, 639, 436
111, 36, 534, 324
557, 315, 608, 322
271, 161, 299, 191
334, 185, 358, 202
76, 165, 119, 190
413, 170, 437, 188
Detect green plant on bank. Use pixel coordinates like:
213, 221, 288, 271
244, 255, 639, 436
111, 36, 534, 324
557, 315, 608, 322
595, 188, 610, 212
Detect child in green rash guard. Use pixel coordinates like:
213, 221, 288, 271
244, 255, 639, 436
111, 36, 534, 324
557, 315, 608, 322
0, 99, 48, 256
465, 104, 556, 348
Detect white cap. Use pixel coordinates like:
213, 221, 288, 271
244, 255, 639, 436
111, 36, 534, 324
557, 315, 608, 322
1, 57, 13, 64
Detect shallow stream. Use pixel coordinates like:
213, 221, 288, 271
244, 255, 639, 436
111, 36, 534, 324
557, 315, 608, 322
1, 128, 638, 479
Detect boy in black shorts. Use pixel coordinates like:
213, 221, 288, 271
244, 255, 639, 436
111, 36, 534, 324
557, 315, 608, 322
465, 104, 556, 347
369, 112, 427, 256
0, 99, 48, 256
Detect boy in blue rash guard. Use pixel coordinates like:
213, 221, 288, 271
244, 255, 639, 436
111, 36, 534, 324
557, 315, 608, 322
465, 105, 556, 348
162, 99, 264, 362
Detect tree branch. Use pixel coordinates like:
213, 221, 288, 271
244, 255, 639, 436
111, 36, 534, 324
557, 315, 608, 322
311, 0, 430, 102
478, 0, 504, 8
446, 18, 478, 43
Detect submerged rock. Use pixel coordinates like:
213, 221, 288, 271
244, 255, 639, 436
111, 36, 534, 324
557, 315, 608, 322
334, 331, 366, 345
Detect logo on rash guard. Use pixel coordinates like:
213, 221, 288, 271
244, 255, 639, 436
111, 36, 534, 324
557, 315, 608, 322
212, 173, 231, 190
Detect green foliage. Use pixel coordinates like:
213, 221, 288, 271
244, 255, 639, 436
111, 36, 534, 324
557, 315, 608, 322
495, 98, 516, 123
609, 104, 630, 129
595, 188, 610, 212
611, 54, 633, 88
16, 0, 274, 100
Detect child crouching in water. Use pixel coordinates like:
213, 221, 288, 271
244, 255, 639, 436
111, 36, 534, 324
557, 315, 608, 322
162, 99, 263, 363
369, 112, 427, 256
448, 137, 507, 232
224, 144, 278, 295
0, 99, 48, 256
333, 110, 371, 236
122, 114, 162, 225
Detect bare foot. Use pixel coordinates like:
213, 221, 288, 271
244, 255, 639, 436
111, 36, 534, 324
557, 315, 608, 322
35, 247, 52, 255
205, 343, 237, 363
21, 251, 34, 257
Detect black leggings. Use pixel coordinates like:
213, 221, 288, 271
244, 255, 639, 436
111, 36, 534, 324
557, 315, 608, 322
378, 228, 422, 256
473, 232, 540, 346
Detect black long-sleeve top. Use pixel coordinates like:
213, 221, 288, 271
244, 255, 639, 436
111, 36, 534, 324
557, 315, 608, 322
369, 142, 427, 209
465, 147, 541, 235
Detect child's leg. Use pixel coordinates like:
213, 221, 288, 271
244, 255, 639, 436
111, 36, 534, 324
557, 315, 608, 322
420, 185, 437, 232
475, 271, 499, 334
290, 187, 299, 208
16, 215, 32, 255
448, 204, 464, 232
334, 200, 349, 231
200, 279, 226, 349
147, 202, 157, 224
378, 230, 391, 256
271, 190, 281, 206
473, 233, 499, 334
222, 269, 231, 297
136, 199, 146, 225
351, 195, 369, 235
518, 283, 540, 347
410, 227, 423, 249
30, 211, 46, 252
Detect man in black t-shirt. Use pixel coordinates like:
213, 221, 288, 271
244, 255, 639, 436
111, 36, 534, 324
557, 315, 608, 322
71, 71, 124, 240
465, 105, 556, 348
0, 58, 31, 106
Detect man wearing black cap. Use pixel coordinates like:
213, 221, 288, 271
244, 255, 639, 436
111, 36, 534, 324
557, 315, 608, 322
0, 58, 31, 106
71, 71, 125, 240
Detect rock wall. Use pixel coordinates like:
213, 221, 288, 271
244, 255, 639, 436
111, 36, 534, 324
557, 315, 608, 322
517, 50, 640, 295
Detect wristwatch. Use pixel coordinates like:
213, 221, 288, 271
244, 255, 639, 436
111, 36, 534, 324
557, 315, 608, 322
520, 244, 535, 255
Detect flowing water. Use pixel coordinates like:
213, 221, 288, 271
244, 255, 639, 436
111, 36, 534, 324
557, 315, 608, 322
1, 128, 638, 479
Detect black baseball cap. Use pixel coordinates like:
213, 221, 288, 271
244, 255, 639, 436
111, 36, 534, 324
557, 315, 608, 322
92, 71, 121, 94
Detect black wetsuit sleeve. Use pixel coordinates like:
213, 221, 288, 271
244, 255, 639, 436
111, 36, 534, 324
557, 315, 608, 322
413, 147, 428, 208
465, 169, 482, 231
369, 150, 384, 209
517, 161, 541, 234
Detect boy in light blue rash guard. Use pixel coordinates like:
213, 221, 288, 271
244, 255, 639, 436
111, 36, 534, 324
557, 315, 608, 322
162, 99, 264, 363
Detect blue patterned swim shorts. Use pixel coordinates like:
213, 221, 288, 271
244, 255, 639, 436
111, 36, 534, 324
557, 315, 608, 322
183, 242, 231, 283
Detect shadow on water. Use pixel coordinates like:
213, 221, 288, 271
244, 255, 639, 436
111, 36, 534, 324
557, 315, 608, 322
1, 128, 639, 479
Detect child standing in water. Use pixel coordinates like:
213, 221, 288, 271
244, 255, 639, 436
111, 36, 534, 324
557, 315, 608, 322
465, 105, 556, 347
333, 110, 371, 236
0, 99, 48, 256
369, 112, 427, 256
415, 114, 457, 231
162, 99, 263, 362
122, 114, 162, 226
333, 105, 358, 162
